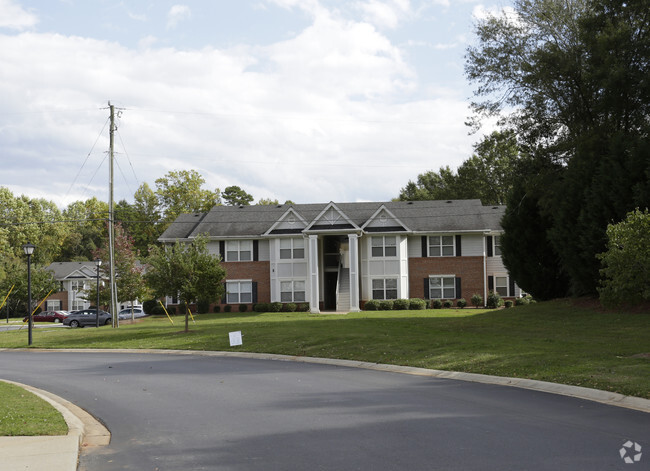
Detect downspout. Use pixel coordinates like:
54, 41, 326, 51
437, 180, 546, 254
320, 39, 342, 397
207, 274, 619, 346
483, 234, 488, 307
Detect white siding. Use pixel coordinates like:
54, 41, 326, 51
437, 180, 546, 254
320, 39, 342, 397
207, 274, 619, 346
462, 234, 485, 256
360, 234, 408, 300
407, 236, 422, 258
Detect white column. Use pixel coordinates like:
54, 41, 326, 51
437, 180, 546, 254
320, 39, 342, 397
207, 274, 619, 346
308, 235, 320, 313
348, 234, 360, 312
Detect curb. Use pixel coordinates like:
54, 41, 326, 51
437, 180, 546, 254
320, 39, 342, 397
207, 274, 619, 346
1, 379, 111, 448
6, 348, 650, 414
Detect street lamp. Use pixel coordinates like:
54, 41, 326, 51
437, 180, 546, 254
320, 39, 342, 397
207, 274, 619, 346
95, 258, 102, 328
22, 242, 35, 346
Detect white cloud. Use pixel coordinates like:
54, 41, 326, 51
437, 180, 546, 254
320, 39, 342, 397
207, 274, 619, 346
472, 4, 518, 22
0, 2, 476, 207
167, 4, 191, 30
355, 0, 412, 30
0, 0, 38, 30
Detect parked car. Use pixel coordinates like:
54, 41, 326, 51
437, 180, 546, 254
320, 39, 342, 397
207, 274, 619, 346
24, 310, 71, 323
118, 307, 147, 320
63, 309, 112, 328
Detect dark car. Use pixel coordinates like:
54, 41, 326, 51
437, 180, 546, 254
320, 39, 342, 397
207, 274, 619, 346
24, 310, 71, 323
63, 309, 112, 327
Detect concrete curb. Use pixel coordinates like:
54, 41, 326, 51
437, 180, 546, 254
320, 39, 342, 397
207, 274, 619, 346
0, 379, 110, 471
6, 348, 650, 413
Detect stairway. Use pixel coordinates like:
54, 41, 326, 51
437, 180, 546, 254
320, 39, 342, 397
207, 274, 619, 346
337, 268, 350, 312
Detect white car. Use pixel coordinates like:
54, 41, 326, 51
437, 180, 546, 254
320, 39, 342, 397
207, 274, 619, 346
118, 307, 147, 320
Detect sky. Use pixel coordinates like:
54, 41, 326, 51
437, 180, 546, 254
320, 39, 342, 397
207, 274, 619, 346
0, 0, 509, 208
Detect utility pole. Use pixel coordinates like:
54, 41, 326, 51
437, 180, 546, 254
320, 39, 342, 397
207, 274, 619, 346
108, 101, 119, 328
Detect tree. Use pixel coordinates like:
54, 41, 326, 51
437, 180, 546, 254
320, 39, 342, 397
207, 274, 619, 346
397, 166, 463, 201
146, 235, 226, 332
0, 255, 57, 318
500, 158, 570, 300
154, 170, 221, 224
90, 223, 149, 322
466, 0, 650, 296
597, 208, 650, 307
222, 186, 254, 206
59, 198, 108, 262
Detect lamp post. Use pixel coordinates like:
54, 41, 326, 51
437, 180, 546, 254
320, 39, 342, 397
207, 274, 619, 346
95, 258, 102, 328
22, 242, 35, 346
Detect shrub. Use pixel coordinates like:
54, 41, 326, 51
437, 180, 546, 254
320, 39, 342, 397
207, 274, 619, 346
213, 305, 221, 313
457, 298, 467, 308
197, 300, 211, 314
364, 300, 379, 311
224, 305, 232, 313
431, 299, 442, 309
471, 294, 483, 308
443, 300, 453, 309
298, 303, 309, 312
486, 291, 503, 309
379, 300, 394, 311
270, 302, 283, 312
238, 304, 248, 313
514, 297, 528, 306
167, 306, 176, 315
504, 300, 513, 308
143, 300, 158, 313
393, 299, 410, 310
285, 303, 297, 312
408, 298, 426, 310
254, 303, 268, 312
150, 305, 166, 315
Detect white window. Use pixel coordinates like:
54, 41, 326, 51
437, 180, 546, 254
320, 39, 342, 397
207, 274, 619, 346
280, 238, 305, 259
495, 276, 508, 297
46, 300, 61, 311
494, 236, 502, 256
371, 236, 397, 257
429, 236, 454, 257
226, 241, 252, 262
429, 276, 456, 299
372, 278, 398, 300
280, 280, 306, 302
226, 280, 252, 304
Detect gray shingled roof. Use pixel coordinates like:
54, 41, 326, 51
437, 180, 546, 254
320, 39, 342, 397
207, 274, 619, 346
46, 261, 98, 280
158, 200, 505, 241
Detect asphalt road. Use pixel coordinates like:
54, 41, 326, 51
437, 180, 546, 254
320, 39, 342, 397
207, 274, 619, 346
1, 351, 648, 470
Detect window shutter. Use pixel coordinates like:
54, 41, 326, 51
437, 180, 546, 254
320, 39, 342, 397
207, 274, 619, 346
423, 278, 430, 299
509, 277, 515, 297
219, 241, 225, 260
486, 236, 493, 257
253, 240, 259, 261
421, 236, 428, 257
488, 276, 494, 291
455, 235, 462, 257
221, 282, 227, 304
252, 282, 258, 303
455, 277, 462, 299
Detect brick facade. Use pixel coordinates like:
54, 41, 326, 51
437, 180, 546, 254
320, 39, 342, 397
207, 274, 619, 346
221, 261, 271, 304
408, 256, 484, 300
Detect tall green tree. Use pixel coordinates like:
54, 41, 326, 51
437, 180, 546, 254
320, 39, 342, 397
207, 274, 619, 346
0, 255, 57, 318
155, 170, 221, 224
146, 235, 226, 332
59, 198, 108, 261
222, 186, 254, 206
466, 0, 650, 295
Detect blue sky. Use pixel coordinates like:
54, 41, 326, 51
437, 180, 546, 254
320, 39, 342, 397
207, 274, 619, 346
0, 0, 509, 207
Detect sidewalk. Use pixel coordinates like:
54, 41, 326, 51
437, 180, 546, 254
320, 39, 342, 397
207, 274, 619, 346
0, 380, 110, 471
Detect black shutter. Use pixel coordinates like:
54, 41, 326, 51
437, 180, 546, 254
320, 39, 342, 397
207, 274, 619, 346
488, 276, 494, 292
253, 240, 259, 261
509, 277, 515, 297
486, 236, 493, 257
221, 282, 227, 304
421, 236, 428, 257
455, 235, 462, 257
252, 282, 258, 303
455, 277, 462, 299
219, 241, 226, 260
423, 278, 430, 299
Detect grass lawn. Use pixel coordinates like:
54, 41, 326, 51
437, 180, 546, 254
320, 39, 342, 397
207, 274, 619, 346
0, 382, 68, 436
1, 299, 648, 399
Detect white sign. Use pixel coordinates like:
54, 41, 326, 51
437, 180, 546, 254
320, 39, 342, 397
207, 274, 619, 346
229, 331, 243, 347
